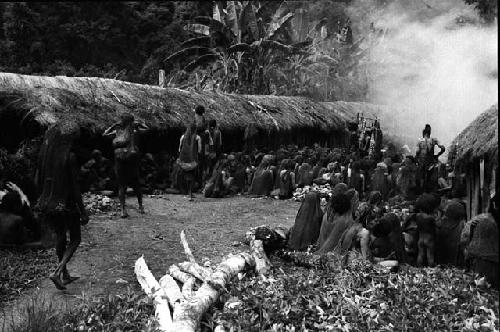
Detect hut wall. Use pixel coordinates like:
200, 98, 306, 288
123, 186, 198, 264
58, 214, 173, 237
464, 158, 497, 220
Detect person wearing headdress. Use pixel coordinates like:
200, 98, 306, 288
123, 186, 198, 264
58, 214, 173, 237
297, 161, 313, 187
397, 155, 418, 200
461, 213, 499, 288
315, 186, 358, 253
288, 192, 324, 251
103, 113, 148, 217
278, 159, 295, 200
35, 122, 88, 290
178, 123, 202, 201
248, 156, 274, 197
371, 162, 389, 200
435, 200, 467, 266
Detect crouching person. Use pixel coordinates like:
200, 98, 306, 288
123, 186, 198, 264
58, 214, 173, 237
368, 213, 406, 264
0, 181, 40, 246
35, 123, 89, 290
461, 212, 498, 288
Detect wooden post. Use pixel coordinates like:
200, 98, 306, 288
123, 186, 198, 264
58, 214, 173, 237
159, 69, 165, 88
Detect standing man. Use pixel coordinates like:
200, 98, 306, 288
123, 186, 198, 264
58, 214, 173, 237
194, 105, 208, 185
103, 113, 148, 218
206, 119, 223, 177
35, 122, 88, 290
415, 124, 445, 193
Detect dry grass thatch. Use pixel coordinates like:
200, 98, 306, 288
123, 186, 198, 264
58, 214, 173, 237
449, 104, 498, 166
0, 73, 353, 135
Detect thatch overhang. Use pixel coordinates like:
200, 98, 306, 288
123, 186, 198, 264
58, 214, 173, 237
449, 104, 498, 169
0, 73, 346, 135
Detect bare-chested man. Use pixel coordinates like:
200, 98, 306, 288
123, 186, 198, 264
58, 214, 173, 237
103, 113, 148, 218
415, 124, 445, 193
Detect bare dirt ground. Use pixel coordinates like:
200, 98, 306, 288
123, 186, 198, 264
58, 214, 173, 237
0, 194, 299, 330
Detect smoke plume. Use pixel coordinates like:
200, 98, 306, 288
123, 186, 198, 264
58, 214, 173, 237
348, 0, 498, 151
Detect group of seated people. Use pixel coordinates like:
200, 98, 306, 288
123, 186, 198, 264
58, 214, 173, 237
196, 144, 425, 200
285, 180, 499, 288
79, 149, 174, 194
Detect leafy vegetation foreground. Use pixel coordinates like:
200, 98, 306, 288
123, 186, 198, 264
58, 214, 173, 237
212, 256, 499, 331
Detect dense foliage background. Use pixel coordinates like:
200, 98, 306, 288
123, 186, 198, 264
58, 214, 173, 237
0, 1, 496, 101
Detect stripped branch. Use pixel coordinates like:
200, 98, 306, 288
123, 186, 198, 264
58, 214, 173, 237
178, 261, 211, 282
180, 230, 197, 264
134, 256, 173, 330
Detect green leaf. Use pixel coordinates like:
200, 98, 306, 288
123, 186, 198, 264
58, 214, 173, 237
180, 36, 212, 48
183, 53, 221, 72
184, 23, 210, 36
164, 47, 214, 64
225, 1, 240, 39
267, 12, 294, 40
240, 2, 259, 41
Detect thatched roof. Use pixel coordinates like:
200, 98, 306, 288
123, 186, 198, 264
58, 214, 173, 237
0, 73, 350, 134
449, 104, 498, 166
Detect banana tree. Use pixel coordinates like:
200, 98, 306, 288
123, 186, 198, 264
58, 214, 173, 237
163, 1, 310, 93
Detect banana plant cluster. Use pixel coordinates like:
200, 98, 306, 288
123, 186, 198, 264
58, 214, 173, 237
163, 1, 311, 94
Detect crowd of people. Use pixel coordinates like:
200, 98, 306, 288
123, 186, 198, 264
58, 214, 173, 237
0, 104, 497, 290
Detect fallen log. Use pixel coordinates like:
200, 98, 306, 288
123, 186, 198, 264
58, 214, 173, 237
136, 252, 256, 332
159, 274, 183, 305
250, 239, 271, 276
134, 256, 173, 330
168, 265, 197, 298
181, 277, 196, 298
171, 252, 255, 332
180, 230, 197, 264
178, 261, 212, 282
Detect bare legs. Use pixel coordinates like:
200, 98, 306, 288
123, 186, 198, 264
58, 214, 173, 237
50, 219, 81, 290
116, 157, 144, 218
187, 179, 194, 201
132, 183, 144, 213
119, 183, 144, 218
119, 185, 128, 218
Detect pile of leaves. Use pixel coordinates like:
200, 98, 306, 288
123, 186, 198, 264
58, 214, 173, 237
83, 193, 118, 215
8, 288, 157, 332
0, 248, 54, 305
209, 256, 499, 331
292, 184, 333, 202
58, 289, 157, 332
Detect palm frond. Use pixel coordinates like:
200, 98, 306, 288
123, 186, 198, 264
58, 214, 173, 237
180, 36, 212, 48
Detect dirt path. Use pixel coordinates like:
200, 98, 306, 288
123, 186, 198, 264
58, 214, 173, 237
0, 195, 299, 331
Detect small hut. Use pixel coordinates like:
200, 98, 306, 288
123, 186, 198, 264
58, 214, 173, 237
448, 104, 498, 219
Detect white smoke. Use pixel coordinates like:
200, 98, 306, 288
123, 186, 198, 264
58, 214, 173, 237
348, 0, 498, 150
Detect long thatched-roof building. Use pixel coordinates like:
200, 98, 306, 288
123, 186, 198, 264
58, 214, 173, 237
448, 104, 498, 219
0, 73, 403, 155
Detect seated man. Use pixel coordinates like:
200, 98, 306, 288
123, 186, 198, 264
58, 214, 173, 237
248, 157, 274, 197
80, 149, 112, 192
